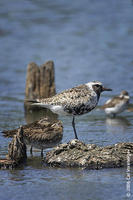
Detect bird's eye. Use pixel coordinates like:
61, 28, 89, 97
95, 84, 100, 88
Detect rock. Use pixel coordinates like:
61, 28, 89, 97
45, 139, 133, 169
25, 60, 56, 100
3, 118, 63, 156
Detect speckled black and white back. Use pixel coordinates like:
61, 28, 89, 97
32, 81, 103, 115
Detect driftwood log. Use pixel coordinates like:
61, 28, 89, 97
0, 127, 27, 169
7, 126, 27, 161
45, 139, 133, 169
25, 60, 56, 100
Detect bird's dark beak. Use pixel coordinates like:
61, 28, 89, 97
102, 87, 112, 92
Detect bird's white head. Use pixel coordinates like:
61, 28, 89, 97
86, 81, 112, 95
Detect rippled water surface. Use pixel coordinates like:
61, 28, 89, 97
0, 0, 133, 199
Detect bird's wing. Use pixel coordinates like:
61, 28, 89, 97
102, 96, 124, 108
39, 84, 95, 107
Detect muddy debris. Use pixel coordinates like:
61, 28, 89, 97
45, 139, 133, 169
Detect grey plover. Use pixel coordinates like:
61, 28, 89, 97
101, 90, 130, 117
28, 81, 112, 139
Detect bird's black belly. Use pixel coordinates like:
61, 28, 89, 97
64, 104, 93, 115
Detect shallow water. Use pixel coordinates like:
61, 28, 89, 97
0, 0, 133, 199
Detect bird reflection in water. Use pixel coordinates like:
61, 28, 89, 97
105, 116, 131, 134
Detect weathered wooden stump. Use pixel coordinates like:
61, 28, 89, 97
25, 60, 56, 100
0, 127, 27, 169
7, 126, 27, 162
45, 139, 133, 169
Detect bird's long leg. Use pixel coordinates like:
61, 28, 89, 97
113, 113, 116, 118
72, 116, 78, 139
41, 148, 43, 158
30, 146, 33, 155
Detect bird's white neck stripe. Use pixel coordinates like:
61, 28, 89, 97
85, 82, 93, 90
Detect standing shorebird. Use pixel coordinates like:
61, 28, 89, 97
28, 81, 112, 139
101, 90, 130, 117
